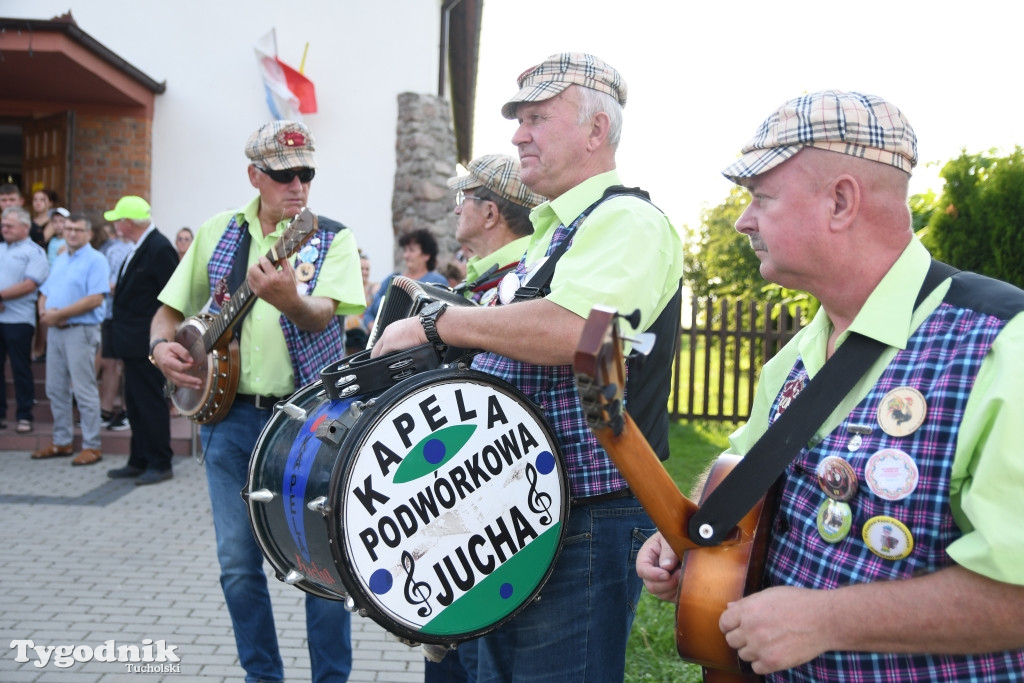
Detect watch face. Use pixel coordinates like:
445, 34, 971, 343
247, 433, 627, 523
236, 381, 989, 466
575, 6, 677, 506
421, 301, 445, 317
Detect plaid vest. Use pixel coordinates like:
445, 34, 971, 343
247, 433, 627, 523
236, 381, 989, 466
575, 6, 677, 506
764, 280, 1024, 681
207, 214, 344, 388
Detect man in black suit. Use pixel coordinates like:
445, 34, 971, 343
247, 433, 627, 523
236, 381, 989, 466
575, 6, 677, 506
104, 196, 179, 485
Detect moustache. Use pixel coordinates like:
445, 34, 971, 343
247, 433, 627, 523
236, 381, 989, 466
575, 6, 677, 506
748, 235, 767, 251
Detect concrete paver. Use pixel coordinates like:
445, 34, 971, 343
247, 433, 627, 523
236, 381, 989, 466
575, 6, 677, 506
0, 450, 426, 682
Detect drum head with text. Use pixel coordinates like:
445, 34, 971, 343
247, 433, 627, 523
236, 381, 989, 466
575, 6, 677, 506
327, 369, 568, 644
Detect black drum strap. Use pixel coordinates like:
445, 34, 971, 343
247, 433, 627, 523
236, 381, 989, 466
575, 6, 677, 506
511, 185, 657, 303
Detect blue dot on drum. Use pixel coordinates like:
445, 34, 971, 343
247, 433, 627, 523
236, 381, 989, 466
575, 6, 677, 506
535, 450, 555, 475
424, 439, 446, 464
500, 582, 514, 600
369, 568, 393, 595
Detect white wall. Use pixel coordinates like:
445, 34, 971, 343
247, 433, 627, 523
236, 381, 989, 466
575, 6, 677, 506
2, 0, 441, 281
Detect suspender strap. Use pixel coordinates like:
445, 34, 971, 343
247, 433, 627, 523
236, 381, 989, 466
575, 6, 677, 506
688, 259, 958, 547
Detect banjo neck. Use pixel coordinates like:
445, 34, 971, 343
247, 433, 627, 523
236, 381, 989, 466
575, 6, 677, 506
203, 208, 318, 351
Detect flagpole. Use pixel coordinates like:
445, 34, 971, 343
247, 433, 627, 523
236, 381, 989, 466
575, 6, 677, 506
300, 42, 310, 74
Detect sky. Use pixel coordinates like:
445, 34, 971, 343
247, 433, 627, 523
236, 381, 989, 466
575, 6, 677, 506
470, 0, 1023, 235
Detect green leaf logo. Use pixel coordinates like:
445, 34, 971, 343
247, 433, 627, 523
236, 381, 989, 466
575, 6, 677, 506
392, 424, 477, 483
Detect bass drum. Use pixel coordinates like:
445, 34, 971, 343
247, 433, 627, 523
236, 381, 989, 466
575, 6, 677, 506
326, 367, 568, 646
244, 343, 444, 601
244, 352, 569, 646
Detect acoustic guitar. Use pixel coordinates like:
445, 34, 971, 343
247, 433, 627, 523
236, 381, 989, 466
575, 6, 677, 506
573, 304, 773, 682
171, 208, 318, 425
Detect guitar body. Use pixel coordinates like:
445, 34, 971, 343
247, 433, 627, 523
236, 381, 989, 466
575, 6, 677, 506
170, 314, 240, 425
676, 454, 775, 682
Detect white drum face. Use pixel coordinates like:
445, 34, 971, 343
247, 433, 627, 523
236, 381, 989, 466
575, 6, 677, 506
335, 375, 567, 640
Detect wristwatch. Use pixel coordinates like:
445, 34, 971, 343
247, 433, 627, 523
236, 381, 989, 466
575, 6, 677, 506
419, 301, 448, 346
148, 337, 168, 366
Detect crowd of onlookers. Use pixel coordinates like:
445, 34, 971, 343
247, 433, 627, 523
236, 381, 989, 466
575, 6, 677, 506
0, 183, 193, 438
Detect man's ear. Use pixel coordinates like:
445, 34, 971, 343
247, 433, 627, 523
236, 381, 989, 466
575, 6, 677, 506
830, 175, 860, 233
247, 164, 261, 189
587, 111, 611, 152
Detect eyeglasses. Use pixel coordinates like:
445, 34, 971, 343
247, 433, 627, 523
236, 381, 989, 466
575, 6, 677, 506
257, 166, 316, 184
455, 191, 489, 208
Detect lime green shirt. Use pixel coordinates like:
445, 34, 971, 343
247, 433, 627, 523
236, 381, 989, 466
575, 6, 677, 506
464, 235, 531, 291
524, 170, 683, 332
729, 238, 1024, 584
158, 197, 365, 397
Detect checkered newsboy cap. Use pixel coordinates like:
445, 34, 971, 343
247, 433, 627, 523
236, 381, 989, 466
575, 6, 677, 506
447, 154, 546, 209
722, 90, 918, 182
245, 120, 317, 170
501, 52, 627, 119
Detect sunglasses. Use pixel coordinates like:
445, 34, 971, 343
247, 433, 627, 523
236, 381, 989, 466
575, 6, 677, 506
257, 166, 316, 184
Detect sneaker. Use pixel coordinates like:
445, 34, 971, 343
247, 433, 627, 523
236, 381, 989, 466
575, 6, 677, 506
101, 410, 114, 427
106, 411, 130, 431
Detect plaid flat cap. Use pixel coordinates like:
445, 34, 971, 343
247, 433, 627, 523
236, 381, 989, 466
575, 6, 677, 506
447, 154, 546, 209
722, 90, 918, 182
501, 52, 627, 119
245, 120, 317, 170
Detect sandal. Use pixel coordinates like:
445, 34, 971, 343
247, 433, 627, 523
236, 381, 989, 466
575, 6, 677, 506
15, 419, 32, 433
72, 448, 103, 466
31, 444, 74, 459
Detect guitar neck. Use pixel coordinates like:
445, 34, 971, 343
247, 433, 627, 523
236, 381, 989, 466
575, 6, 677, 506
593, 412, 703, 557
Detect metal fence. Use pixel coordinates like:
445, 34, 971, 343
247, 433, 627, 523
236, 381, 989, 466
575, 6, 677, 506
670, 296, 804, 423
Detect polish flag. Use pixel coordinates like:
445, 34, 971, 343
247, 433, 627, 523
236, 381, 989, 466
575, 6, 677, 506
254, 29, 318, 121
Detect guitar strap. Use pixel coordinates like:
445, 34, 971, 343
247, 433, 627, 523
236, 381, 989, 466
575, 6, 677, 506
688, 259, 957, 547
224, 225, 253, 340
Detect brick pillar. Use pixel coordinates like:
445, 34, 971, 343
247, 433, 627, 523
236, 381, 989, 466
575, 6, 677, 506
391, 92, 458, 274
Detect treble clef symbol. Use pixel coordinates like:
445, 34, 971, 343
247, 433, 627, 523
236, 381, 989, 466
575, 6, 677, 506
525, 463, 553, 525
401, 550, 433, 618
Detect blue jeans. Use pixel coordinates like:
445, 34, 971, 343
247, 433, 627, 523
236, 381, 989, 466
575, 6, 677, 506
475, 495, 654, 683
201, 403, 352, 683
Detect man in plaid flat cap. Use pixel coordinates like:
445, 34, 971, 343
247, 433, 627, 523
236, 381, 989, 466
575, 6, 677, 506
150, 121, 365, 682
639, 91, 1024, 680
447, 153, 543, 306
375, 53, 684, 681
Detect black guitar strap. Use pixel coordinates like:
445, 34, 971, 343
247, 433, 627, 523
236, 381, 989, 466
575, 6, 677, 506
688, 259, 957, 547
224, 226, 253, 340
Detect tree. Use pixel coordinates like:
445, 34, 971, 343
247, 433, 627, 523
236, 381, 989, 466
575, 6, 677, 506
921, 147, 1024, 288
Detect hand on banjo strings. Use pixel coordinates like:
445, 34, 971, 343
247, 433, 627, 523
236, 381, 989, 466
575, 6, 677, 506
152, 340, 200, 390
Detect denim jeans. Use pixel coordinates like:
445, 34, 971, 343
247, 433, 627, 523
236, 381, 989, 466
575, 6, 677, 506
201, 402, 352, 683
475, 495, 654, 683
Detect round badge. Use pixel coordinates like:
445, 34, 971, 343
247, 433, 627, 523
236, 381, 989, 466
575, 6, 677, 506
877, 386, 926, 437
816, 455, 858, 502
298, 243, 319, 263
862, 515, 914, 560
816, 498, 852, 543
295, 262, 316, 283
864, 449, 919, 501
497, 271, 521, 305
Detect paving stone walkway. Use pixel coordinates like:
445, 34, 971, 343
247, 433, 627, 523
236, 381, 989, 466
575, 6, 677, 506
0, 450, 425, 682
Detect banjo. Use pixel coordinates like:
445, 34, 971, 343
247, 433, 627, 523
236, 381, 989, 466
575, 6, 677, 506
170, 208, 318, 425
